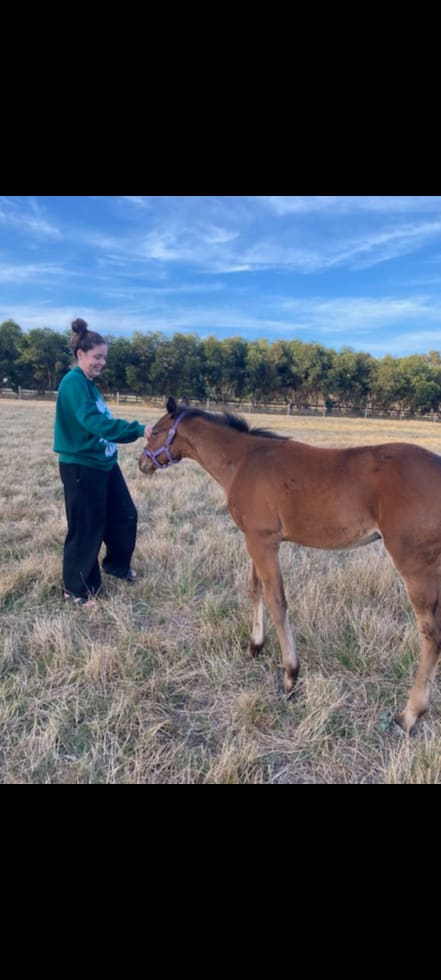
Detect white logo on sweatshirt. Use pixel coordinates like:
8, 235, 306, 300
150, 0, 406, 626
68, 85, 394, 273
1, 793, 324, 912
96, 397, 117, 456
99, 438, 117, 457
96, 396, 113, 419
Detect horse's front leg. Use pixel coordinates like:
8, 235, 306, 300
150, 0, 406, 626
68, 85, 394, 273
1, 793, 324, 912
248, 560, 264, 656
245, 534, 299, 695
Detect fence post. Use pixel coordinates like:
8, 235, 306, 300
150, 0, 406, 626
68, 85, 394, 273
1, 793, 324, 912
18, 387, 22, 399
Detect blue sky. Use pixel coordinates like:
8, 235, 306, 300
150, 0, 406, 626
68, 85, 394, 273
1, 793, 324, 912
2, 195, 441, 357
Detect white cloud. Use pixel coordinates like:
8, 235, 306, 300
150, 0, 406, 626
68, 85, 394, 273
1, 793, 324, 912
0, 197, 62, 238
251, 196, 441, 215
120, 196, 151, 207
0, 262, 71, 284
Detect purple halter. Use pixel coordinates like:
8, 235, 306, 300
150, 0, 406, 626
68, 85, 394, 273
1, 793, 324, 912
142, 412, 186, 469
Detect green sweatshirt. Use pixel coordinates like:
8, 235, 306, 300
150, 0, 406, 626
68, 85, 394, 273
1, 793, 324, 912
54, 367, 145, 470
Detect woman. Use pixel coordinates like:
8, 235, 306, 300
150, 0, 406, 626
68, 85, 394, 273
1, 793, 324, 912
54, 318, 151, 606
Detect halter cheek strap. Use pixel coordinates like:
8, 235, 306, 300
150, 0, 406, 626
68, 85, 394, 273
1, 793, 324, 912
142, 413, 186, 469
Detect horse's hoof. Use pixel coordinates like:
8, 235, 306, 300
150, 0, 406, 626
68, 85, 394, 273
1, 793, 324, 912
393, 712, 418, 737
388, 718, 408, 739
283, 676, 297, 699
249, 642, 263, 658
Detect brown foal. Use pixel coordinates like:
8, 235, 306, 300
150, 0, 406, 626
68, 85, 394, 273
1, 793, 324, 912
139, 396, 441, 733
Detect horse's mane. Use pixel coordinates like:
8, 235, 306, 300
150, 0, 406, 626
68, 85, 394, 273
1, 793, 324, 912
175, 405, 287, 440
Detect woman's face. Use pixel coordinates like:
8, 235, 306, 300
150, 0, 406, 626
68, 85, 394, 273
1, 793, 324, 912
77, 343, 108, 381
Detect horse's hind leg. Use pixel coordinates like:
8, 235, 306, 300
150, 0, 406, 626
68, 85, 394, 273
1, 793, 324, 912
397, 571, 441, 733
248, 560, 265, 656
246, 534, 299, 694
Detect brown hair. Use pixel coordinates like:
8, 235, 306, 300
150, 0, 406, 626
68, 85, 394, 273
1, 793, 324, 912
70, 318, 106, 358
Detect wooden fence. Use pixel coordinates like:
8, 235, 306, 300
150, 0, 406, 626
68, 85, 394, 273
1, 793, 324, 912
1, 388, 441, 422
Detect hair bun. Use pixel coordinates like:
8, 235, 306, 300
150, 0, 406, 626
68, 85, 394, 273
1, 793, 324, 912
71, 317, 88, 334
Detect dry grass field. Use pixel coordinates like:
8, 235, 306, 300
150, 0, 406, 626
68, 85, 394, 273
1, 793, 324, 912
1, 399, 441, 783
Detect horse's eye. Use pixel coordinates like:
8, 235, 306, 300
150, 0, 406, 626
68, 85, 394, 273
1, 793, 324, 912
151, 430, 159, 437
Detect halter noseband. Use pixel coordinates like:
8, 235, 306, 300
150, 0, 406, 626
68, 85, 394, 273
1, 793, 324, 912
142, 412, 186, 469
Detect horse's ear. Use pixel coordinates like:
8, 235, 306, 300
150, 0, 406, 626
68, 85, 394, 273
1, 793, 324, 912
167, 396, 177, 417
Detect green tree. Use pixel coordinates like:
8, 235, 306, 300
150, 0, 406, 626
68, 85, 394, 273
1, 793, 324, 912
222, 338, 247, 399
245, 340, 278, 402
371, 355, 404, 411
0, 320, 25, 390
151, 333, 206, 400
329, 347, 376, 409
202, 336, 247, 401
292, 342, 335, 407
101, 337, 133, 392
269, 341, 299, 402
125, 332, 164, 395
398, 355, 441, 414
19, 328, 69, 390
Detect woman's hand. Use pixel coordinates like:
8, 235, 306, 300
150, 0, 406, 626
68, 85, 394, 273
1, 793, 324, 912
144, 425, 152, 442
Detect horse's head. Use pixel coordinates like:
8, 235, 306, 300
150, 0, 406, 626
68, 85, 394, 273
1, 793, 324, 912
139, 396, 185, 474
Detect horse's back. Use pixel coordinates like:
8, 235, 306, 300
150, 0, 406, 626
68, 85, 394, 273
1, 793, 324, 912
372, 441, 441, 494
227, 437, 441, 550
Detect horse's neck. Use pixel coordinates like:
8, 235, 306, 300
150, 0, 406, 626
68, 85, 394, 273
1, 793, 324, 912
182, 420, 246, 489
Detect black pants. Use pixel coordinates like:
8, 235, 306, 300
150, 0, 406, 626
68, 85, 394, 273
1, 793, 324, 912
59, 462, 137, 598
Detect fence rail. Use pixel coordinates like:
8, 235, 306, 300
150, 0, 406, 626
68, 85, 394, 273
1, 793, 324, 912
0, 387, 57, 400
1, 388, 441, 422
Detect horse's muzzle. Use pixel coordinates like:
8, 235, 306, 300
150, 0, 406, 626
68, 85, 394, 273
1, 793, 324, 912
138, 454, 155, 474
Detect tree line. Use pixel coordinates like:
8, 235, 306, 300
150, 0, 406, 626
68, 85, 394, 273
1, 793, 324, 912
2, 319, 441, 414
